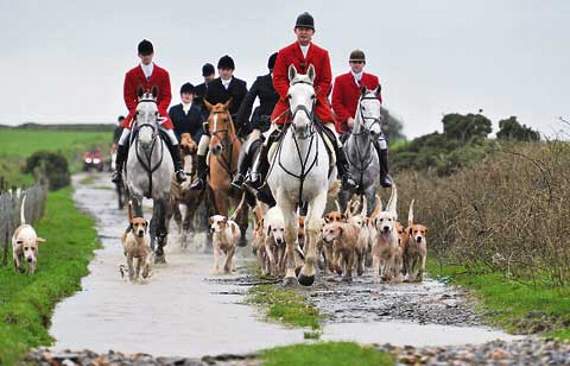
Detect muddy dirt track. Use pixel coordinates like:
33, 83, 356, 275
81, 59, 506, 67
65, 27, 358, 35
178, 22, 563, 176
47, 173, 521, 360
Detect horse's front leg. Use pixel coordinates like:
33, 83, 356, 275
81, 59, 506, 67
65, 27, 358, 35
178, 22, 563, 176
278, 197, 298, 286
154, 199, 168, 263
298, 191, 327, 286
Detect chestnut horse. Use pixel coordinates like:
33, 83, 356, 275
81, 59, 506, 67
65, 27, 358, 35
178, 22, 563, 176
204, 100, 248, 246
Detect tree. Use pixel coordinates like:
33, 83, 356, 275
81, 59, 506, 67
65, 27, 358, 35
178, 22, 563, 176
381, 107, 406, 142
497, 116, 540, 141
442, 113, 492, 143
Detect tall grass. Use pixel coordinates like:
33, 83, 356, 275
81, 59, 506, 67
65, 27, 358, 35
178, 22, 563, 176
396, 141, 570, 287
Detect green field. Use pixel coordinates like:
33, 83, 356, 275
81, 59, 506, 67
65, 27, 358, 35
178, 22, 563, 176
0, 188, 100, 365
0, 128, 112, 186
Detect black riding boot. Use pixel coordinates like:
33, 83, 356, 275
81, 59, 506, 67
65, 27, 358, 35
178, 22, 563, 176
245, 129, 280, 190
190, 155, 208, 190
320, 127, 358, 191
111, 144, 129, 184
231, 138, 261, 190
373, 140, 393, 188
165, 139, 186, 183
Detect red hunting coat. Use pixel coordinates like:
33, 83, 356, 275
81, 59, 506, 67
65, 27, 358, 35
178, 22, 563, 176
122, 63, 173, 129
271, 42, 335, 125
332, 72, 382, 134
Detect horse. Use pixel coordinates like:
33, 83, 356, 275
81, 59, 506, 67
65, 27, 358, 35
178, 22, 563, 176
204, 100, 248, 246
339, 88, 383, 215
124, 87, 174, 263
266, 64, 334, 286
167, 133, 204, 249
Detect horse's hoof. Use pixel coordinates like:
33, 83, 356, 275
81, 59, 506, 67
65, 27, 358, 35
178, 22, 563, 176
154, 255, 166, 264
282, 276, 299, 288
298, 273, 315, 287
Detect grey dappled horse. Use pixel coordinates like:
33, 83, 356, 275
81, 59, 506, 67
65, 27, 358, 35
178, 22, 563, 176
339, 88, 383, 215
124, 88, 174, 263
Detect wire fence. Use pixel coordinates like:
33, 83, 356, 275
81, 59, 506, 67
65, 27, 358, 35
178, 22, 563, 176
0, 180, 48, 266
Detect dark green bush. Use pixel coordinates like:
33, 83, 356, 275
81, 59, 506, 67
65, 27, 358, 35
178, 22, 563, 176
23, 151, 70, 190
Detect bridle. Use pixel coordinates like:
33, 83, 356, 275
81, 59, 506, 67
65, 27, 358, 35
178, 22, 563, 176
289, 79, 317, 140
351, 95, 382, 136
209, 109, 239, 177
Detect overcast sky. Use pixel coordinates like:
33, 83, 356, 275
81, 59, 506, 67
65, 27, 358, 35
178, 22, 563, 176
1, 0, 568, 138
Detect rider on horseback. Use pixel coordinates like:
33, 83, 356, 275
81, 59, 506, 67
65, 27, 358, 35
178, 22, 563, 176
245, 12, 358, 194
230, 52, 279, 190
332, 49, 393, 188
190, 55, 248, 190
112, 39, 186, 184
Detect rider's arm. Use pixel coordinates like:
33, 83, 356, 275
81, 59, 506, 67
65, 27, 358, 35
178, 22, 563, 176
316, 50, 333, 100
272, 52, 290, 101
332, 77, 350, 131
158, 70, 173, 117
123, 71, 138, 116
236, 79, 259, 128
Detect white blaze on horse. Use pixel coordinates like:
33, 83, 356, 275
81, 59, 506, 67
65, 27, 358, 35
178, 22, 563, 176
339, 87, 383, 215
266, 64, 335, 286
124, 87, 174, 263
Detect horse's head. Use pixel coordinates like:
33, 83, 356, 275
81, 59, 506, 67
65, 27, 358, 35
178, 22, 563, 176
288, 64, 316, 136
205, 99, 235, 156
135, 86, 159, 146
355, 87, 382, 136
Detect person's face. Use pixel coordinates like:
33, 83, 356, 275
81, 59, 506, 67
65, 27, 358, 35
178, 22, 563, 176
181, 92, 193, 104
204, 74, 215, 83
294, 27, 314, 46
350, 61, 365, 74
138, 53, 154, 65
219, 68, 234, 80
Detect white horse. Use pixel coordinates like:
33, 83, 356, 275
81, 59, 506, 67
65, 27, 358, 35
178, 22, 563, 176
339, 88, 383, 215
124, 88, 174, 263
266, 64, 335, 286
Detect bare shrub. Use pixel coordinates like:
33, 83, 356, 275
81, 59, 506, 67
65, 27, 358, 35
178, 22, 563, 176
395, 141, 570, 286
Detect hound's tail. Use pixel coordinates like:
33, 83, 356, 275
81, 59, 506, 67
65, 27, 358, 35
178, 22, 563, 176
20, 194, 27, 225
229, 193, 247, 222
127, 200, 134, 223
408, 199, 415, 228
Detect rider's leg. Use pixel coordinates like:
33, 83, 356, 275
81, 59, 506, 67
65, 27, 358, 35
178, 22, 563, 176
322, 122, 358, 191
190, 134, 210, 190
112, 128, 131, 184
161, 127, 186, 183
231, 129, 262, 189
372, 134, 393, 188
245, 123, 281, 189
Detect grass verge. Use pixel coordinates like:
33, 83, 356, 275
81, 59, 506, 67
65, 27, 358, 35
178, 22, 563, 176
428, 260, 570, 341
261, 342, 394, 366
0, 128, 111, 186
247, 284, 321, 330
0, 188, 100, 364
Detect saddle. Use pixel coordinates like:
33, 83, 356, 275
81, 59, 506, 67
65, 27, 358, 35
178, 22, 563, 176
268, 123, 336, 178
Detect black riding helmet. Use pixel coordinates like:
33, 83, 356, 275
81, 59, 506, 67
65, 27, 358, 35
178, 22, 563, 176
295, 12, 314, 30
267, 52, 278, 71
137, 39, 154, 55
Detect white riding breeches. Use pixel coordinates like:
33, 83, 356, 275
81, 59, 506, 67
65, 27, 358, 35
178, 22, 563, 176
118, 125, 179, 146
197, 134, 210, 156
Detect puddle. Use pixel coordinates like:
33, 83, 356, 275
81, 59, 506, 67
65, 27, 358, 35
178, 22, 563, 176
49, 173, 518, 358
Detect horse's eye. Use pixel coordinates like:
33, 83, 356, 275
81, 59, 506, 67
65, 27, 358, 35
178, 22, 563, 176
362, 106, 366, 111
287, 95, 292, 99
311, 95, 316, 100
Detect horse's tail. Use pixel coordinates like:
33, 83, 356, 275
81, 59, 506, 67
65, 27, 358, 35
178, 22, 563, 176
229, 192, 247, 222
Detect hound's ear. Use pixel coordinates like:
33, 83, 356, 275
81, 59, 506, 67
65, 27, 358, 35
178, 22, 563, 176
204, 99, 213, 111
137, 87, 145, 99
222, 216, 228, 224
145, 220, 149, 231
224, 98, 232, 110
338, 226, 344, 235
375, 85, 381, 97
341, 214, 347, 221
208, 216, 214, 225
36, 237, 47, 243
151, 86, 159, 98
307, 64, 316, 83
288, 64, 298, 81
266, 225, 272, 237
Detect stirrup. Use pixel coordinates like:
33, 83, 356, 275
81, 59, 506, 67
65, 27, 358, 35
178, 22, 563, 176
231, 174, 245, 190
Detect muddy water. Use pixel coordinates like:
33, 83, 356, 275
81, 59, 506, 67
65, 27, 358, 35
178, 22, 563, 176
50, 173, 518, 358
